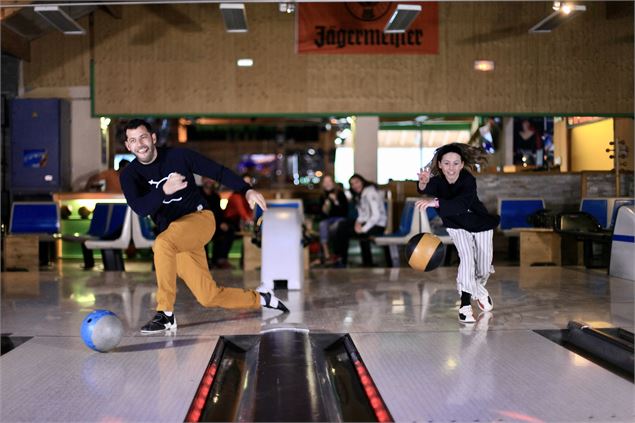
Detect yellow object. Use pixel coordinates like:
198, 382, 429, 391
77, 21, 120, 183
408, 233, 442, 271
571, 118, 614, 171
153, 210, 259, 311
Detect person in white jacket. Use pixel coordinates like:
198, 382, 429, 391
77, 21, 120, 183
333, 173, 387, 267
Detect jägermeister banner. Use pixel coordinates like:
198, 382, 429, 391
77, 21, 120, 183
297, 2, 438, 54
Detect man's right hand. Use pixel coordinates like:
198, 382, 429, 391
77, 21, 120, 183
162, 172, 188, 195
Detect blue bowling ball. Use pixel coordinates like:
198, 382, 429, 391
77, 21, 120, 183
81, 310, 123, 352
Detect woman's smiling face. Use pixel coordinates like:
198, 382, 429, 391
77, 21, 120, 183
438, 152, 464, 184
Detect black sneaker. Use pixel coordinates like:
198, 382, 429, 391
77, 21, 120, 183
257, 288, 289, 313
140, 311, 177, 333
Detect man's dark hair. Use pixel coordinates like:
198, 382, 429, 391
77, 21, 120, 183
124, 119, 153, 134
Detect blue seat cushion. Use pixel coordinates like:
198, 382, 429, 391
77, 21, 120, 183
499, 200, 544, 230
10, 203, 59, 234
580, 199, 609, 228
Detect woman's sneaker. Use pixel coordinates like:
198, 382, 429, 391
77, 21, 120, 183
476, 295, 493, 312
257, 287, 289, 313
458, 306, 476, 324
140, 311, 177, 333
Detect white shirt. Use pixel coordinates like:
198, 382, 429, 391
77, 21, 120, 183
355, 185, 387, 233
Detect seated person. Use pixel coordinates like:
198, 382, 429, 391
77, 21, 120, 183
333, 173, 386, 267
84, 160, 129, 193
317, 174, 348, 264
224, 174, 255, 231
199, 177, 235, 269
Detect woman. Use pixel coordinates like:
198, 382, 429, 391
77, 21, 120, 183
317, 174, 348, 264
416, 143, 499, 324
334, 173, 387, 267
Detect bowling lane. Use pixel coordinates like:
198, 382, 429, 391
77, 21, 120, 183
0, 335, 217, 422
352, 330, 635, 422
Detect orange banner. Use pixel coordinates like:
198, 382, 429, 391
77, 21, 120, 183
297, 2, 438, 54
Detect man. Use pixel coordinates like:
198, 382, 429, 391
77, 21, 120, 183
120, 119, 288, 333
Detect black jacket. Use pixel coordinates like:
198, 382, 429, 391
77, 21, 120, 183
121, 147, 249, 233
320, 190, 349, 218
417, 169, 499, 232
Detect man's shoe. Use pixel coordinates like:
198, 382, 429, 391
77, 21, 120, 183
458, 306, 476, 324
257, 287, 289, 313
140, 311, 177, 333
476, 295, 493, 312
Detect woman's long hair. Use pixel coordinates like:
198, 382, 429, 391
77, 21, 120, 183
428, 142, 488, 176
348, 173, 376, 202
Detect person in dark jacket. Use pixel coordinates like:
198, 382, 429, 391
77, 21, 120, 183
199, 177, 234, 269
120, 119, 288, 333
416, 143, 499, 324
317, 174, 348, 264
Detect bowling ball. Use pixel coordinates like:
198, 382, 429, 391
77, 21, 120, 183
78, 206, 92, 219
60, 205, 71, 219
405, 232, 445, 271
81, 310, 123, 352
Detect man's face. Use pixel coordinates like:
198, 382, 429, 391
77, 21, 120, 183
125, 125, 157, 164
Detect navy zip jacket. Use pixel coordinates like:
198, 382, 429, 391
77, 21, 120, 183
417, 169, 499, 233
120, 147, 250, 234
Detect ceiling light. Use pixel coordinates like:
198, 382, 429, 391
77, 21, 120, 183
474, 60, 495, 72
237, 58, 253, 67
529, 3, 586, 33
220, 3, 248, 33
384, 4, 422, 34
279, 2, 295, 14
34, 6, 85, 35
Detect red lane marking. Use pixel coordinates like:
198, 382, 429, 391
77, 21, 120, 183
185, 362, 218, 422
353, 359, 392, 422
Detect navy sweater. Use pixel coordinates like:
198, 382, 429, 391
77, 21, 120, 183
120, 147, 250, 233
417, 169, 499, 232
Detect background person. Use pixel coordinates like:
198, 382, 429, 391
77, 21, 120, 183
333, 173, 386, 267
199, 177, 235, 269
317, 174, 348, 265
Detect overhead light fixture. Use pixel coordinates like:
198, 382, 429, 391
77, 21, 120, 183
279, 2, 295, 14
34, 6, 85, 35
384, 4, 422, 33
220, 3, 248, 33
474, 60, 495, 72
237, 58, 253, 67
529, 3, 586, 33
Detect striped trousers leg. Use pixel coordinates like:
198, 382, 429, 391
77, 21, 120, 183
446, 228, 494, 299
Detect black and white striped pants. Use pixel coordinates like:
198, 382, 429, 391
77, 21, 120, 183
446, 228, 494, 299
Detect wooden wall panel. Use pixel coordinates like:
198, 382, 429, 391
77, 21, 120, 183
23, 16, 90, 89
24, 2, 634, 115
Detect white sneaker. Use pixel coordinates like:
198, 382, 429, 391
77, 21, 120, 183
476, 295, 493, 312
458, 305, 476, 324
256, 286, 289, 313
